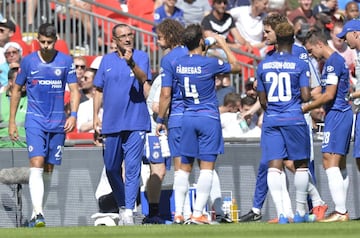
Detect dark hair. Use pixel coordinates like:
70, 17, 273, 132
304, 29, 328, 45
183, 24, 203, 51
8, 67, 19, 80
223, 92, 241, 107
38, 23, 57, 39
263, 13, 288, 30
156, 19, 185, 47
112, 23, 131, 37
275, 22, 294, 45
241, 95, 257, 107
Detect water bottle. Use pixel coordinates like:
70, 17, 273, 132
159, 131, 171, 158
204, 37, 216, 47
230, 198, 239, 223
237, 112, 249, 133
222, 197, 231, 216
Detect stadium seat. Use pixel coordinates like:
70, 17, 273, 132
65, 128, 95, 147
29, 39, 40, 52
83, 55, 98, 68
93, 0, 129, 44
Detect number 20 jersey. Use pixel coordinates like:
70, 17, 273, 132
256, 51, 310, 127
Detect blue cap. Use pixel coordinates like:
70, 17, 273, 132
336, 19, 360, 39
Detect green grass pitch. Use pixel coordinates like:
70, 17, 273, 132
1, 221, 360, 238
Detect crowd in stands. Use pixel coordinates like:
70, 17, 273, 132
0, 0, 359, 144
1, 0, 360, 227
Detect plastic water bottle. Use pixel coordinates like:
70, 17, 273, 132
237, 112, 249, 133
204, 37, 216, 46
159, 131, 171, 158
230, 198, 239, 223
222, 197, 232, 216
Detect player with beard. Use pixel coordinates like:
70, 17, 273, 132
8, 23, 80, 227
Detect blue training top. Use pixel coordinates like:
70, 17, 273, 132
93, 50, 152, 134
16, 51, 77, 132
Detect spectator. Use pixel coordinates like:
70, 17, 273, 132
219, 92, 241, 114
303, 29, 352, 222
201, 0, 252, 57
8, 23, 80, 227
267, 0, 289, 15
287, 0, 316, 25
317, 0, 339, 15
153, 0, 185, 31
0, 42, 22, 91
73, 56, 87, 88
0, 18, 16, 65
220, 94, 260, 138
77, 68, 98, 133
229, 0, 268, 56
0, 68, 26, 148
216, 73, 235, 106
344, 1, 360, 20
226, 0, 250, 10
176, 0, 212, 26
93, 23, 152, 226
312, 4, 334, 40
244, 76, 257, 99
26, 0, 48, 31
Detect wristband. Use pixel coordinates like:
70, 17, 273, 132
127, 59, 136, 69
156, 117, 165, 124
70, 111, 77, 118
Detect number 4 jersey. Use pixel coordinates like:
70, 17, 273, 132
174, 54, 231, 119
256, 51, 310, 127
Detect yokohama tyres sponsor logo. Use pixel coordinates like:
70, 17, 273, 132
33, 79, 63, 88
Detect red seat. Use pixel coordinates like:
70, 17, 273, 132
55, 39, 70, 55
83, 55, 98, 68
29, 39, 40, 52
93, 0, 129, 44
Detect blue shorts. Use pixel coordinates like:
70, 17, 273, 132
26, 128, 65, 165
322, 110, 352, 155
353, 112, 360, 158
168, 127, 181, 158
261, 125, 310, 162
180, 116, 224, 162
145, 134, 171, 170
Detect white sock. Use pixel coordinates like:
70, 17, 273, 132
281, 171, 293, 219
210, 170, 223, 216
173, 170, 190, 216
294, 168, 309, 216
193, 169, 213, 217
183, 190, 192, 219
341, 168, 349, 202
326, 167, 347, 214
308, 181, 324, 207
29, 167, 44, 217
267, 168, 284, 218
43, 171, 53, 207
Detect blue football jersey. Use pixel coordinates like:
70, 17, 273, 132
93, 50, 152, 134
320, 52, 351, 113
256, 51, 310, 127
174, 54, 231, 119
160, 45, 188, 129
16, 51, 77, 132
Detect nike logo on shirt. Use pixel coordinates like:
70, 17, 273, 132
31, 70, 39, 75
